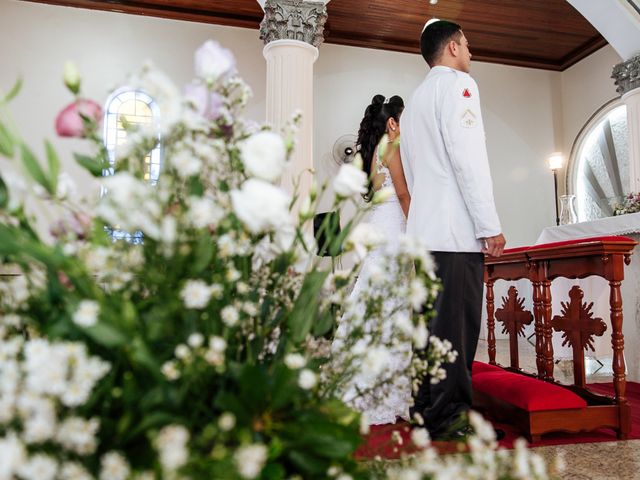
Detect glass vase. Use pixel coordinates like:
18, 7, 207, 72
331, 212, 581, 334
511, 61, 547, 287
559, 194, 578, 225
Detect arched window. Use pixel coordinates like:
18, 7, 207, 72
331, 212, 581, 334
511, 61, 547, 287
103, 89, 161, 183
568, 100, 628, 222
103, 89, 161, 242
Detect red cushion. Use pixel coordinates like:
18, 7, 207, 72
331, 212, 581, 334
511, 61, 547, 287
472, 361, 503, 375
473, 371, 587, 412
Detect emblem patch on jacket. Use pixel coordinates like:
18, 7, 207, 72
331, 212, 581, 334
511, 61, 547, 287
462, 88, 472, 98
461, 109, 477, 128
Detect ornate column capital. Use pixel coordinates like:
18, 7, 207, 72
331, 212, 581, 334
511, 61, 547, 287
612, 53, 640, 96
259, 0, 328, 48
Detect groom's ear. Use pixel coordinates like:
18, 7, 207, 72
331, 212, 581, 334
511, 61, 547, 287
448, 40, 459, 58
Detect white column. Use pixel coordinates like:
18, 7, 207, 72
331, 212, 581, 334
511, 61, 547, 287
263, 40, 318, 197
258, 0, 329, 199
613, 54, 640, 193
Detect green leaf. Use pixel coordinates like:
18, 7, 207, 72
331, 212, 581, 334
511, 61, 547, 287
192, 233, 214, 273
0, 174, 8, 209
262, 463, 286, 480
75, 152, 107, 176
286, 450, 327, 476
287, 271, 328, 342
130, 337, 160, 376
238, 365, 268, 412
3, 78, 22, 103
45, 141, 60, 194
0, 121, 15, 157
83, 321, 128, 347
312, 307, 334, 337
21, 144, 52, 194
270, 366, 296, 410
125, 411, 176, 441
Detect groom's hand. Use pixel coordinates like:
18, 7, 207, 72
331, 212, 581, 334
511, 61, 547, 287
482, 233, 506, 257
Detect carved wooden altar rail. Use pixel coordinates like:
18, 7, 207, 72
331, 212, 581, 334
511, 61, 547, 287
479, 236, 636, 441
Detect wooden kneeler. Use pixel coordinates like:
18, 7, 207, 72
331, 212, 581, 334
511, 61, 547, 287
477, 236, 636, 442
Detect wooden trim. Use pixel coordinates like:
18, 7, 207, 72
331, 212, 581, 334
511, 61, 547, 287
20, 0, 605, 72
19, 0, 263, 29
559, 37, 610, 71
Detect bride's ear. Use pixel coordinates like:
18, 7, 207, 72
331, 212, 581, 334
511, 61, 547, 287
387, 117, 398, 132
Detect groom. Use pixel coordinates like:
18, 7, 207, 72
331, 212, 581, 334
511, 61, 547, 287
400, 19, 506, 438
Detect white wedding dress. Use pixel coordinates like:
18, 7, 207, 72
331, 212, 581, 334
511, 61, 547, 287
334, 145, 412, 425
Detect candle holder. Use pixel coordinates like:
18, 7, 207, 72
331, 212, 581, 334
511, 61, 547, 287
547, 152, 564, 226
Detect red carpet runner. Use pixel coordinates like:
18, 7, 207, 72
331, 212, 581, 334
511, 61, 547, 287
355, 382, 640, 459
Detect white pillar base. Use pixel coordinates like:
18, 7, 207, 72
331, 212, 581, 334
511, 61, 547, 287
263, 39, 318, 199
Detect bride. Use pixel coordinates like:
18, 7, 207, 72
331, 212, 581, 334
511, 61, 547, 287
334, 94, 412, 425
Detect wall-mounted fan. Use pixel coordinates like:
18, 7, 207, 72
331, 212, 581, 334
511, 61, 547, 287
332, 134, 357, 165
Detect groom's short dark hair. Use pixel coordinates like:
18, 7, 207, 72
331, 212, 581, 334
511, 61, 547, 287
420, 20, 463, 67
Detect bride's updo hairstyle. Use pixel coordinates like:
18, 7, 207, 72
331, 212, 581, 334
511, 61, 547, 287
356, 94, 404, 202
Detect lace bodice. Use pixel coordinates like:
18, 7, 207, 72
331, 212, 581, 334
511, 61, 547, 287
375, 145, 395, 193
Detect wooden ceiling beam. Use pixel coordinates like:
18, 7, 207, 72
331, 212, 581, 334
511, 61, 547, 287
19, 0, 607, 71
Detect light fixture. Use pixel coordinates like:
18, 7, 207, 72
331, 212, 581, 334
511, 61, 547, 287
430, 0, 438, 4
547, 152, 564, 226
547, 152, 564, 171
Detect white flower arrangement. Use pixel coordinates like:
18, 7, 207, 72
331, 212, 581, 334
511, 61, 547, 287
0, 39, 553, 480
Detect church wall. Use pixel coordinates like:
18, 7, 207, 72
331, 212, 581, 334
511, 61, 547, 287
559, 45, 622, 195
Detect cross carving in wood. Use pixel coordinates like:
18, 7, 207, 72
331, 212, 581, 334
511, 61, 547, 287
551, 285, 607, 386
495, 286, 533, 368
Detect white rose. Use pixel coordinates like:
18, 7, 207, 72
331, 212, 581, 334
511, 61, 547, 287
284, 353, 306, 370
0, 433, 26, 479
156, 425, 189, 471
413, 321, 428, 349
99, 452, 130, 480
172, 151, 202, 178
174, 344, 190, 360
230, 179, 292, 234
180, 280, 212, 309
17, 454, 57, 480
344, 223, 386, 261
188, 333, 204, 348
218, 412, 236, 431
234, 444, 267, 479
209, 336, 227, 352
240, 131, 287, 182
72, 300, 99, 327
56, 172, 78, 201
333, 163, 367, 198
298, 369, 317, 390
372, 186, 393, 204
161, 361, 180, 381
409, 279, 428, 311
56, 417, 99, 455
194, 40, 236, 82
221, 306, 239, 327
188, 196, 224, 229
410, 428, 430, 447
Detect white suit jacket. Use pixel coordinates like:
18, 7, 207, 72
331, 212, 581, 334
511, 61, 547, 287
400, 66, 501, 253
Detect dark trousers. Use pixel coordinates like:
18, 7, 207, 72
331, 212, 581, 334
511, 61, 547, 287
412, 251, 484, 435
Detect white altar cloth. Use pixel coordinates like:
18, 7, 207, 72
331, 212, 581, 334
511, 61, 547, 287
535, 213, 640, 381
